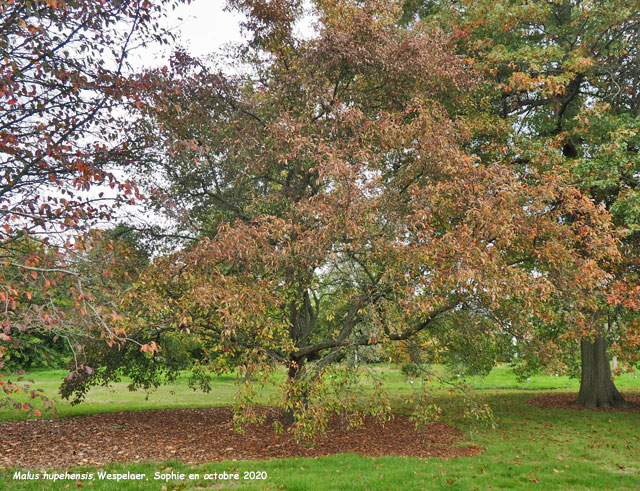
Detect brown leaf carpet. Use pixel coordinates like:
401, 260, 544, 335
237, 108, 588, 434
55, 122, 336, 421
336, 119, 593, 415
527, 392, 640, 412
0, 407, 479, 469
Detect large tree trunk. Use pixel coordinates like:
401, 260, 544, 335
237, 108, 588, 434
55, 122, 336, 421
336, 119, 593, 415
576, 334, 633, 408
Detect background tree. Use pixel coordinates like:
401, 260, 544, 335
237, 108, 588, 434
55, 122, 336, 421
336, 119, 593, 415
0, 236, 73, 371
403, 0, 640, 408
0, 0, 186, 413
64, 0, 621, 435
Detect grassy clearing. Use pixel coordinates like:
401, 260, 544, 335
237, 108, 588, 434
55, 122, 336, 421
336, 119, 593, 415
1, 365, 640, 489
0, 369, 271, 422
2, 363, 639, 422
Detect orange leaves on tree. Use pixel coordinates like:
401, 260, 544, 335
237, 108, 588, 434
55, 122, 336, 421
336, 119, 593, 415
95, 0, 625, 433
1, 0, 188, 418
140, 341, 158, 354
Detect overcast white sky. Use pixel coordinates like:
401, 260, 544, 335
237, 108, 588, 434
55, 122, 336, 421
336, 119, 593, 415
134, 0, 314, 67
129, 0, 246, 68
169, 0, 245, 58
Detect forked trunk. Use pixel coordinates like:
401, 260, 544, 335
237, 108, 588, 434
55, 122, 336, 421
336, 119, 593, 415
576, 334, 633, 408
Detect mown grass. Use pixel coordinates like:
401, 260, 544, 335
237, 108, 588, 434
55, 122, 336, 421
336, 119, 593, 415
3, 364, 639, 423
0, 369, 267, 422
1, 365, 640, 490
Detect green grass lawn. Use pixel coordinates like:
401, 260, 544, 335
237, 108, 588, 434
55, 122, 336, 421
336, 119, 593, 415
1, 365, 639, 490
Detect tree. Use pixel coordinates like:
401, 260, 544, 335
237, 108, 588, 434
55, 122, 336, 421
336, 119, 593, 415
64, 0, 620, 433
404, 0, 640, 407
0, 0, 186, 413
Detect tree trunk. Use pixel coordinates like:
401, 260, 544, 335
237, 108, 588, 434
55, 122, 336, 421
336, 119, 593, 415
282, 357, 306, 425
576, 334, 633, 408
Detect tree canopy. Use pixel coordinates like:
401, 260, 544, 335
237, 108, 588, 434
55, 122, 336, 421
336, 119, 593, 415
0, 0, 186, 413
402, 0, 640, 407
61, 0, 624, 432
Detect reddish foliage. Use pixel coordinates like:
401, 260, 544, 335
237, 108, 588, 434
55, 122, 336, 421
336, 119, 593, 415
111, 0, 622, 431
0, 0, 188, 415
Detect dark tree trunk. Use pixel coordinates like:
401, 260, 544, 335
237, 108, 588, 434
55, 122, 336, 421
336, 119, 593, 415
576, 334, 634, 408
282, 357, 306, 425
